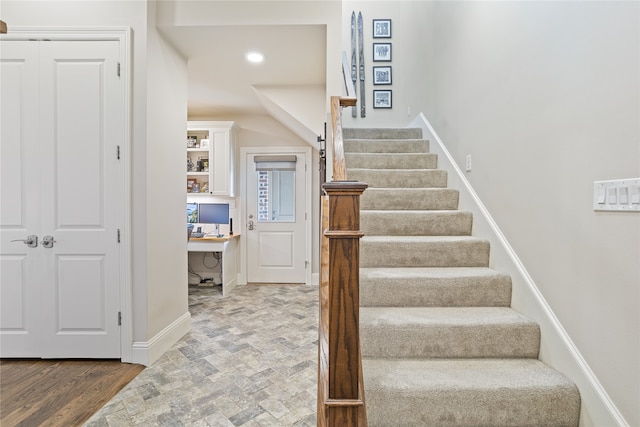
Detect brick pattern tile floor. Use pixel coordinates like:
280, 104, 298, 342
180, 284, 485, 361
85, 285, 319, 427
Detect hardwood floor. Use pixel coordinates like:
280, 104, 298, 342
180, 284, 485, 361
0, 359, 144, 427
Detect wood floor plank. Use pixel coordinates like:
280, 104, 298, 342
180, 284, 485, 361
0, 360, 58, 392
0, 361, 64, 415
2, 361, 87, 421
0, 401, 42, 427
0, 359, 144, 427
15, 363, 99, 426
46, 365, 143, 427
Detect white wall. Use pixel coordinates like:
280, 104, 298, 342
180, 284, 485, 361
342, 1, 436, 128
145, 3, 190, 342
427, 2, 639, 425
156, 0, 344, 116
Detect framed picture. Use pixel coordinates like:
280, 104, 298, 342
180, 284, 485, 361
373, 90, 392, 109
187, 178, 197, 192
373, 43, 392, 62
373, 19, 392, 38
187, 135, 197, 148
373, 66, 392, 85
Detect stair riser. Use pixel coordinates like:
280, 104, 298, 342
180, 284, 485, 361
360, 278, 512, 307
360, 240, 490, 268
345, 153, 437, 169
360, 324, 540, 359
361, 211, 472, 236
361, 189, 459, 210
365, 388, 580, 427
348, 170, 448, 188
363, 358, 581, 427
344, 139, 429, 153
343, 128, 423, 139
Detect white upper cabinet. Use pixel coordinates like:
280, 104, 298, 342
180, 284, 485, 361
187, 121, 235, 197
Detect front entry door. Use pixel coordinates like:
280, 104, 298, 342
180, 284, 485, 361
246, 152, 307, 283
0, 39, 122, 358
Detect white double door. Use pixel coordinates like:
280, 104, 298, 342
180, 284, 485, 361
245, 149, 309, 284
0, 39, 122, 358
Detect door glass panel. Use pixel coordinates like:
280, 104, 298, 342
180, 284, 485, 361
257, 170, 295, 222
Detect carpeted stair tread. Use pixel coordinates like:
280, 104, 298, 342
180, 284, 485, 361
345, 152, 437, 169
348, 168, 448, 188
344, 139, 430, 154
360, 235, 490, 268
360, 267, 512, 307
361, 210, 473, 236
362, 358, 581, 427
360, 307, 540, 358
343, 127, 423, 140
361, 188, 459, 210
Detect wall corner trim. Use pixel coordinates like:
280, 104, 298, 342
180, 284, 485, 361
130, 312, 191, 367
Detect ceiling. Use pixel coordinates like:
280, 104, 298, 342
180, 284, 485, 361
159, 24, 327, 118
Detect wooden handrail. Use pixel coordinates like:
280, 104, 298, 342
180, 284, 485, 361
341, 51, 357, 101
317, 86, 367, 424
330, 96, 348, 181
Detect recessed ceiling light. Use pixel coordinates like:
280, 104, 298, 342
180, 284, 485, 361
246, 51, 264, 63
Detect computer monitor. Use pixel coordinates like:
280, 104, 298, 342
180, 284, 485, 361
187, 202, 198, 224
198, 203, 230, 236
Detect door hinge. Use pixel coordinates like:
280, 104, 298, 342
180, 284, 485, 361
117, 229, 121, 243
117, 145, 120, 160
117, 62, 121, 78
118, 311, 122, 326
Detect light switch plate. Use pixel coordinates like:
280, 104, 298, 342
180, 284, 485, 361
593, 178, 640, 212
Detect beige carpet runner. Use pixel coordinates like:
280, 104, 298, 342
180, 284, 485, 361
344, 127, 580, 426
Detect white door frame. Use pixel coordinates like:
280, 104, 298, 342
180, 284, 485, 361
240, 146, 312, 286
4, 27, 133, 362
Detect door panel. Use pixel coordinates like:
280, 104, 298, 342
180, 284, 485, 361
0, 256, 28, 330
52, 52, 106, 226
56, 255, 106, 331
258, 231, 294, 266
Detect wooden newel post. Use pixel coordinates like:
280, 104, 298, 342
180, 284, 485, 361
323, 180, 368, 426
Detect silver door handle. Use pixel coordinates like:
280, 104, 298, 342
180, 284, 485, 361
247, 220, 254, 230
42, 235, 56, 248
11, 235, 38, 248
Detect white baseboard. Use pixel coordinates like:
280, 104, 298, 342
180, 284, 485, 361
130, 311, 191, 366
410, 113, 627, 427
311, 272, 319, 286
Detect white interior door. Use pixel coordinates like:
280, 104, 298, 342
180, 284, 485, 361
0, 39, 122, 358
246, 152, 307, 283
0, 41, 42, 357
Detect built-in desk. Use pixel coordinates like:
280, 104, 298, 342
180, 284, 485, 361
187, 234, 239, 296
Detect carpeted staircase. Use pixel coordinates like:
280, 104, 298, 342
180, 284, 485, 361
343, 127, 581, 426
